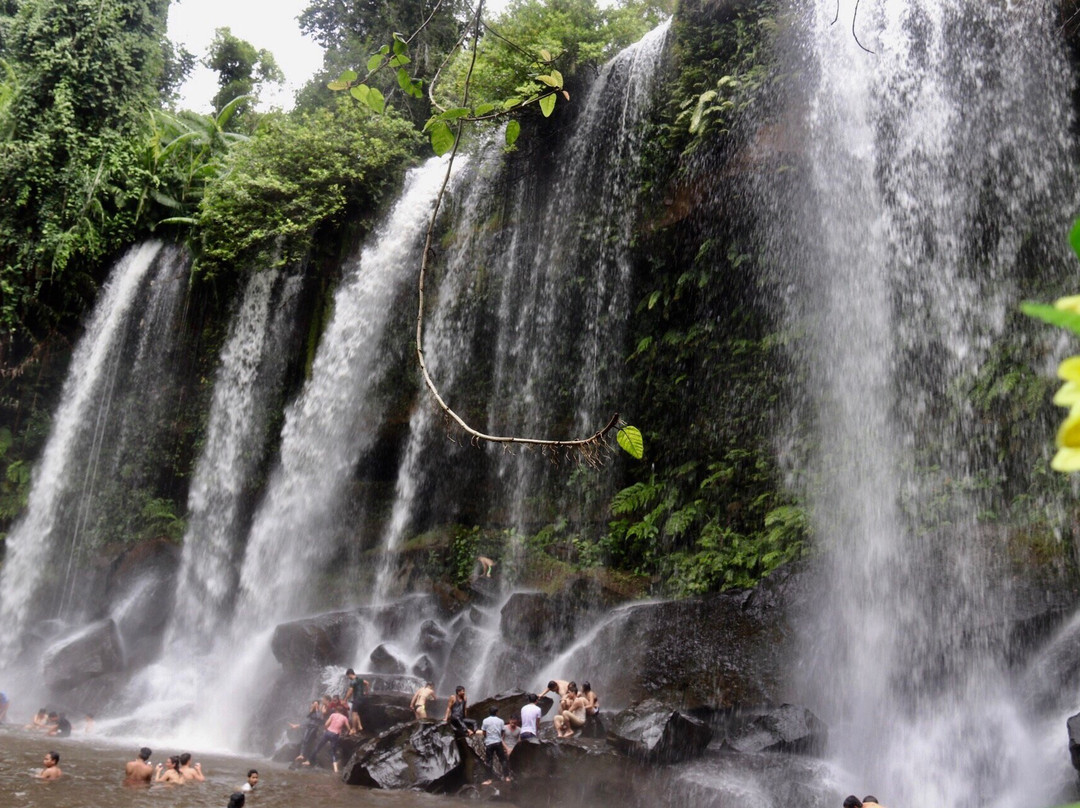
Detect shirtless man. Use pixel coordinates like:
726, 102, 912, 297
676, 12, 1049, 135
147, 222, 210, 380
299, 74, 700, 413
178, 752, 205, 781
155, 755, 186, 784
124, 747, 154, 785
581, 681, 599, 715
553, 683, 587, 738
37, 751, 62, 780
538, 680, 569, 701
410, 682, 435, 719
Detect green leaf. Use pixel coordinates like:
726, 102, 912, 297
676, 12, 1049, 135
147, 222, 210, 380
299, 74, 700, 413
539, 48, 552, 62
689, 91, 716, 135
617, 425, 644, 459
550, 69, 564, 88
327, 80, 351, 91
367, 87, 386, 114
537, 73, 560, 88
1070, 219, 1080, 263
503, 97, 523, 110
340, 69, 358, 83
367, 53, 384, 72
647, 290, 662, 310
539, 93, 556, 118
505, 119, 521, 147
474, 102, 496, 116
1021, 302, 1080, 337
351, 83, 371, 104
0, 426, 11, 456
430, 120, 455, 156
393, 36, 407, 54
397, 69, 414, 94
439, 107, 472, 121
389, 53, 411, 68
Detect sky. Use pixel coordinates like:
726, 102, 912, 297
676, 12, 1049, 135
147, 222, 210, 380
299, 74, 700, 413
166, 0, 325, 112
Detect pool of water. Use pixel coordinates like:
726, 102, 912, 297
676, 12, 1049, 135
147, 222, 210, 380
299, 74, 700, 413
0, 727, 485, 808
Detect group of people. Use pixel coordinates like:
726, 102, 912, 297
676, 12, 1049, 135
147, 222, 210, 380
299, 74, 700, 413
538, 679, 599, 738
291, 668, 370, 772
844, 795, 886, 807
23, 707, 84, 736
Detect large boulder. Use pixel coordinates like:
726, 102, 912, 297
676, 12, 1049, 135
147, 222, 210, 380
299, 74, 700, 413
418, 620, 449, 655
500, 593, 576, 652
41, 619, 125, 690
271, 611, 360, 672
467, 689, 555, 722
606, 699, 712, 763
412, 654, 437, 684
442, 626, 486, 692
370, 644, 408, 674
726, 704, 827, 755
342, 721, 462, 789
1068, 712, 1080, 773
356, 693, 416, 735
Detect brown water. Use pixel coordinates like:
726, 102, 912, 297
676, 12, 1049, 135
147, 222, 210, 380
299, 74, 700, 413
0, 728, 485, 808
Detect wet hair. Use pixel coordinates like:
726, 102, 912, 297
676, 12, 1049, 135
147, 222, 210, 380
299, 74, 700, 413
455, 685, 465, 694
843, 797, 863, 808
425, 681, 433, 687
489, 706, 498, 716
862, 799, 878, 805
567, 682, 578, 693
581, 681, 591, 692
228, 792, 246, 808
46, 751, 60, 764
168, 755, 181, 771
248, 769, 258, 777
527, 693, 538, 703
179, 753, 192, 766
546, 681, 559, 690
139, 747, 152, 761
345, 668, 355, 675
47, 712, 57, 719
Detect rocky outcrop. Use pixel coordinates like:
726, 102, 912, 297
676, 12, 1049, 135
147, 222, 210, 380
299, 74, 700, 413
726, 704, 827, 755
41, 619, 125, 690
355, 693, 416, 735
467, 689, 555, 722
606, 699, 712, 762
418, 620, 448, 655
1068, 712, 1080, 773
501, 593, 577, 652
342, 721, 462, 789
370, 644, 408, 674
271, 611, 360, 672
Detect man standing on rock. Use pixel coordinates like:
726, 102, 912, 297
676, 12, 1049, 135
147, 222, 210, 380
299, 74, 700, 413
124, 747, 154, 785
410, 682, 435, 719
481, 706, 511, 783
344, 669, 368, 735
445, 685, 477, 736
520, 693, 541, 741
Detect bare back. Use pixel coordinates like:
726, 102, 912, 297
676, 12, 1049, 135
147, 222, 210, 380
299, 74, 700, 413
125, 759, 154, 784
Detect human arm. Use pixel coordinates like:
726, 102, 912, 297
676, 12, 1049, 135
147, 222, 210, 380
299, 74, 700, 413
192, 763, 205, 782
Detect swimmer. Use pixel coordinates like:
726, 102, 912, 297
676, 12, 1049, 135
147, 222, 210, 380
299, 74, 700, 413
155, 755, 185, 784
47, 712, 71, 737
24, 707, 47, 731
124, 747, 154, 785
37, 750, 62, 780
178, 752, 205, 781
228, 792, 246, 808
241, 769, 258, 792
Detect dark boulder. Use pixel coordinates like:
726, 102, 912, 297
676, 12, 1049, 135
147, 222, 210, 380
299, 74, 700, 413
356, 693, 417, 736
500, 593, 576, 652
370, 644, 408, 674
418, 620, 449, 655
1068, 712, 1080, 773
412, 654, 436, 683
726, 704, 827, 755
350, 672, 425, 694
443, 626, 486, 691
342, 721, 462, 789
41, 619, 125, 690
271, 611, 360, 672
467, 689, 555, 723
606, 699, 712, 762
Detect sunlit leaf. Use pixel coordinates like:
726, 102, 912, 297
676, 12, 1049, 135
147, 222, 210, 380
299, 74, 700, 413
503, 97, 523, 110
340, 69, 358, 83
1056, 295, 1080, 314
1054, 382, 1080, 408
1022, 302, 1080, 338
430, 120, 455, 156
474, 102, 495, 116
537, 74, 560, 88
397, 69, 414, 94
539, 93, 556, 117
1060, 356, 1080, 382
367, 53, 384, 72
1052, 447, 1080, 472
439, 107, 471, 121
1071, 219, 1080, 264
539, 48, 552, 62
351, 83, 371, 104
389, 53, 411, 68
505, 119, 520, 147
367, 87, 386, 114
551, 69, 563, 88
1058, 406, 1080, 448
327, 80, 350, 91
617, 425, 645, 460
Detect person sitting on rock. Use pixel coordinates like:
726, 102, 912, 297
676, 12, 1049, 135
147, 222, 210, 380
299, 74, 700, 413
480, 706, 511, 783
411, 682, 436, 719
445, 685, 477, 737
581, 682, 599, 716
48, 712, 71, 737
553, 683, 587, 739
25, 707, 47, 731
178, 752, 205, 782
519, 693, 542, 741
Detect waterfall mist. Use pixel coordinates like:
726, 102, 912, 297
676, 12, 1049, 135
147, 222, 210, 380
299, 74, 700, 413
765, 0, 1079, 804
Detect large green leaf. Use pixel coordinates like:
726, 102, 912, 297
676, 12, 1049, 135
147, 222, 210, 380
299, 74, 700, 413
617, 425, 644, 459
1070, 219, 1080, 263
367, 88, 386, 114
539, 93, 556, 118
1021, 302, 1080, 337
505, 119, 521, 147
430, 120, 455, 156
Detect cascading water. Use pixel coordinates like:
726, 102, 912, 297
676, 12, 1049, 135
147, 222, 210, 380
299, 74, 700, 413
0, 242, 185, 655
777, 1, 1078, 805
373, 23, 672, 608
231, 156, 457, 626
170, 267, 302, 643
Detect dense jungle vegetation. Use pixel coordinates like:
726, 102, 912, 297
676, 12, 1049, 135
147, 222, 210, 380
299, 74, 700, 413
1, 0, 1070, 600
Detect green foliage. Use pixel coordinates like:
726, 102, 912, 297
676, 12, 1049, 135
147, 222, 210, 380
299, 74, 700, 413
205, 27, 283, 117
195, 99, 421, 277
0, 0, 170, 355
447, 524, 481, 586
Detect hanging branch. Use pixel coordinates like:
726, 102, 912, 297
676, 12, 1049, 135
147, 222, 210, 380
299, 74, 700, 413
831, 0, 876, 54
330, 0, 644, 462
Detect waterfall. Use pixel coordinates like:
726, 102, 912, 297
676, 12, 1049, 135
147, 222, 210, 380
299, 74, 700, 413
233, 156, 457, 624
778, 1, 1077, 805
170, 267, 302, 642
372, 22, 672, 602
0, 242, 187, 653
